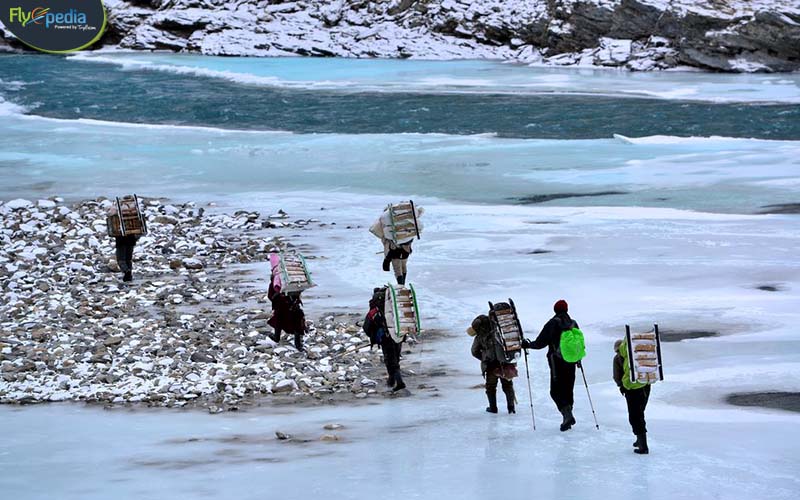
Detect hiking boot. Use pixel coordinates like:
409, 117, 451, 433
123, 271, 132, 282
559, 405, 576, 432
634, 433, 649, 454
633, 435, 642, 448
396, 274, 405, 285
392, 372, 405, 392
386, 374, 396, 388
269, 332, 280, 343
486, 391, 498, 414
507, 405, 516, 414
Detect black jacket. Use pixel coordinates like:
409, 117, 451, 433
527, 313, 578, 358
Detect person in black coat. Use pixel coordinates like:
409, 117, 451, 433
522, 299, 580, 431
268, 291, 307, 352
106, 204, 138, 282
363, 288, 406, 391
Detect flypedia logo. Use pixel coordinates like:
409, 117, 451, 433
9, 7, 86, 29
2, 0, 106, 53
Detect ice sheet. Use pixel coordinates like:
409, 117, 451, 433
68, 53, 800, 103
1, 114, 799, 214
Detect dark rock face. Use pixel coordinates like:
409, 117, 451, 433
0, 0, 798, 72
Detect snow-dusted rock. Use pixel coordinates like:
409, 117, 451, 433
67, 0, 800, 72
182, 257, 204, 270
6, 199, 33, 210
0, 197, 382, 409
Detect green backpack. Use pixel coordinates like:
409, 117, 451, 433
559, 327, 586, 363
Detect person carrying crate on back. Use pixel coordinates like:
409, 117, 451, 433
469, 314, 517, 414
105, 195, 147, 283
369, 201, 423, 285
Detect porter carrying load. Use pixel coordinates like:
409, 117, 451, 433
270, 251, 315, 294
383, 283, 421, 343
615, 324, 663, 454
369, 201, 424, 285
106, 194, 148, 237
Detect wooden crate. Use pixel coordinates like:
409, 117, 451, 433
625, 324, 664, 385
278, 252, 315, 293
107, 194, 147, 237
385, 200, 421, 244
384, 284, 421, 342
489, 299, 523, 355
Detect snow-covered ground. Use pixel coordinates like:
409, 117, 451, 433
2, 193, 799, 499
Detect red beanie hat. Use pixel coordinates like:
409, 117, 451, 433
554, 299, 568, 313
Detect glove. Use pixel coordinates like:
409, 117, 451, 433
576, 360, 583, 369
619, 387, 626, 396
521, 339, 531, 349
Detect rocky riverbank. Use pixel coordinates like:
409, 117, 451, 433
0, 197, 393, 410
2, 0, 799, 72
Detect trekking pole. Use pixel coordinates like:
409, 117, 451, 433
579, 362, 600, 430
523, 347, 536, 431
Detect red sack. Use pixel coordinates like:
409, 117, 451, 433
493, 364, 518, 380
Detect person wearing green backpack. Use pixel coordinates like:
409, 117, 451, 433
613, 339, 651, 454
521, 299, 583, 431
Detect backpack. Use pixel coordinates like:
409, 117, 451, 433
489, 302, 520, 362
363, 307, 386, 346
559, 323, 586, 363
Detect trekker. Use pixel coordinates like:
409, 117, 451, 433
469, 314, 516, 414
614, 339, 651, 454
106, 204, 138, 282
522, 299, 580, 431
268, 291, 307, 352
369, 204, 424, 286
363, 288, 406, 391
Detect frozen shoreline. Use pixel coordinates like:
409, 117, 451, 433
1, 189, 799, 499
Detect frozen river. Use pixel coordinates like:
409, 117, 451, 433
1, 54, 799, 499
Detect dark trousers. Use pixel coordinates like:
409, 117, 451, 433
485, 367, 515, 408
381, 335, 402, 383
115, 236, 137, 273
273, 328, 304, 351
549, 354, 576, 410
624, 385, 651, 435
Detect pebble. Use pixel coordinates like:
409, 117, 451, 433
0, 197, 382, 409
